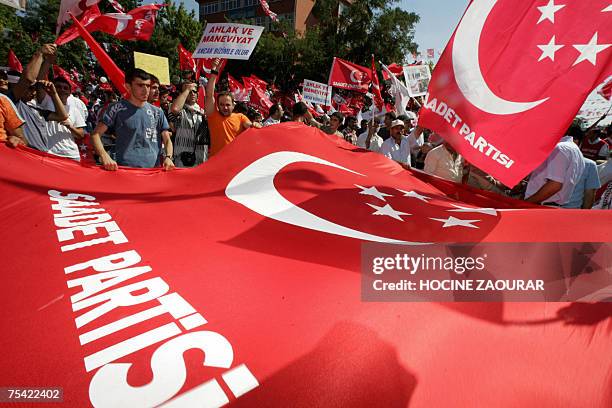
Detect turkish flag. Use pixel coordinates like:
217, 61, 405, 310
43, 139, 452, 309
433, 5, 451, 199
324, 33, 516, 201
248, 85, 273, 116
418, 1, 612, 187
227, 74, 250, 102
7, 49, 23, 73
178, 43, 196, 73
259, 0, 278, 22
381, 62, 403, 80
58, 4, 162, 44
0, 124, 611, 407
427, 48, 435, 59
328, 57, 372, 93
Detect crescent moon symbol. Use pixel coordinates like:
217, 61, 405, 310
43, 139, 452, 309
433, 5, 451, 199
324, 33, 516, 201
226, 152, 427, 245
452, 0, 548, 115
349, 70, 364, 84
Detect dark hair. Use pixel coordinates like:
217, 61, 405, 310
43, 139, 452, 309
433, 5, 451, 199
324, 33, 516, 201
269, 104, 282, 117
0, 70, 7, 81
330, 112, 344, 123
149, 75, 160, 85
125, 68, 151, 84
217, 91, 235, 103
233, 102, 248, 114
53, 76, 71, 87
292, 102, 308, 117
397, 114, 410, 123
566, 123, 583, 139
385, 112, 397, 121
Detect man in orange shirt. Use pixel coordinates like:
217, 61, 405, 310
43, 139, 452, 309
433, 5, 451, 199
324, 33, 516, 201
0, 94, 27, 148
205, 59, 261, 157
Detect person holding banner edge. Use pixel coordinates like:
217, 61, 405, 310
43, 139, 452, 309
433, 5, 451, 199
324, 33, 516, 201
205, 58, 261, 157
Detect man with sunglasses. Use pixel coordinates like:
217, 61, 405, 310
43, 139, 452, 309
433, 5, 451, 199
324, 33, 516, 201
168, 82, 208, 167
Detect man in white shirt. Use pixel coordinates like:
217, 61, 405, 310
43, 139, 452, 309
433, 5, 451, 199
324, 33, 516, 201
525, 126, 585, 206
263, 104, 283, 127
424, 142, 464, 183
380, 119, 411, 166
357, 118, 383, 152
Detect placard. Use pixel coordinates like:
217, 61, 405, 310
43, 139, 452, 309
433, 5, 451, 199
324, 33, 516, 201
302, 79, 332, 106
133, 52, 170, 85
403, 65, 431, 97
193, 23, 264, 60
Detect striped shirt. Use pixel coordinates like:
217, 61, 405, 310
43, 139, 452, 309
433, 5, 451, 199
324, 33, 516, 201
167, 104, 208, 168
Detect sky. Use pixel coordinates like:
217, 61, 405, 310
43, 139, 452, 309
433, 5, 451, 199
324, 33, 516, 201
173, 0, 469, 58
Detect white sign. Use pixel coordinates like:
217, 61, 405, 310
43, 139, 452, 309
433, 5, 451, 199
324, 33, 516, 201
193, 23, 264, 60
403, 65, 431, 97
302, 79, 332, 106
0, 0, 26, 9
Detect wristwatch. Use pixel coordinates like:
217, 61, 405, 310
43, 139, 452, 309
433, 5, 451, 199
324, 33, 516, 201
210, 69, 219, 76
164, 154, 173, 160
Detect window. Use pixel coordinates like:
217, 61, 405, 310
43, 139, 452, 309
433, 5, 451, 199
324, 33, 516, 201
203, 3, 219, 14
244, 0, 259, 6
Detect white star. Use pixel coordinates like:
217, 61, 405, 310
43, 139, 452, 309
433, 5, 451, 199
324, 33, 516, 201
396, 189, 431, 202
537, 0, 565, 24
430, 216, 480, 229
354, 184, 393, 201
366, 203, 410, 221
603, 5, 612, 12
573, 33, 611, 66
537, 35, 564, 62
448, 204, 498, 216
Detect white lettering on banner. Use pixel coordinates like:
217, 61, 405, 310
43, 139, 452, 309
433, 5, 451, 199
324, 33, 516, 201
192, 23, 264, 61
423, 94, 515, 169
46, 190, 259, 407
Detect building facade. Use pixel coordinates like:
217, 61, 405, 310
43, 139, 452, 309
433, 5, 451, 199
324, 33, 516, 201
196, 0, 319, 33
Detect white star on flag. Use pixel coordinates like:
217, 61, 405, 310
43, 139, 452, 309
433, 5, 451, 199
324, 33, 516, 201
573, 33, 611, 66
537, 35, 564, 61
603, 5, 612, 12
537, 0, 565, 24
396, 189, 431, 202
448, 204, 498, 216
366, 203, 410, 221
430, 216, 480, 229
354, 185, 393, 201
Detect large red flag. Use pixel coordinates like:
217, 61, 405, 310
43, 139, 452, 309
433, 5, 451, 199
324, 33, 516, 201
7, 49, 23, 73
58, 4, 162, 44
228, 73, 250, 102
177, 43, 196, 73
418, 1, 612, 187
68, 13, 127, 97
0, 125, 610, 407
328, 57, 372, 93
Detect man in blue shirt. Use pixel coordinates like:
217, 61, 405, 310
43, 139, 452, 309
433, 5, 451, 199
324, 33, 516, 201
563, 158, 601, 209
90, 69, 174, 170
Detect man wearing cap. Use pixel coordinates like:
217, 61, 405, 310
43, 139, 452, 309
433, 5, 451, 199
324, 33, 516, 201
380, 119, 411, 167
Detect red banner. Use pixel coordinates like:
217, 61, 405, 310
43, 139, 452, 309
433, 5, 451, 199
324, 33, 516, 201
418, 0, 612, 187
247, 85, 273, 116
0, 125, 610, 406
371, 55, 384, 110
381, 62, 403, 81
53, 65, 81, 91
178, 43, 196, 73
328, 57, 372, 93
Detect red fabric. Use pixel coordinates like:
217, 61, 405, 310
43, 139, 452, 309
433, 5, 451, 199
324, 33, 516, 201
53, 65, 81, 92
58, 4, 162, 44
56, 0, 102, 34
381, 62, 403, 81
370, 56, 384, 111
228, 74, 250, 102
248, 86, 273, 116
599, 78, 611, 100
418, 1, 612, 188
328, 57, 372, 93
427, 48, 435, 59
56, 5, 102, 45
7, 49, 23, 73
178, 43, 196, 73
0, 125, 610, 407
68, 13, 127, 97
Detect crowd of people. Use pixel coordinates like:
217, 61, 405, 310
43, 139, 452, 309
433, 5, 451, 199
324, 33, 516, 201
1, 44, 611, 210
